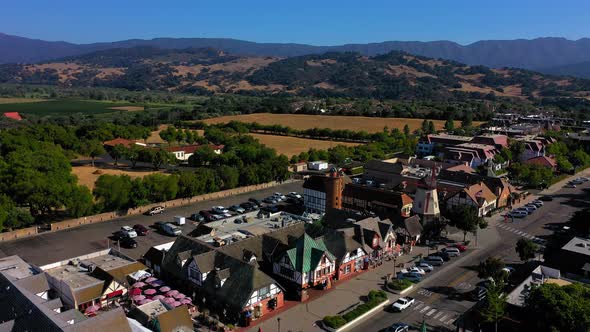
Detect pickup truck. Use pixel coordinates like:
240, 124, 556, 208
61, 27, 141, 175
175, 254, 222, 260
391, 297, 414, 312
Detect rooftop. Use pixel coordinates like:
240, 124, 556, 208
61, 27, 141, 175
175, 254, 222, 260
506, 265, 572, 307
0, 255, 37, 280
562, 237, 590, 256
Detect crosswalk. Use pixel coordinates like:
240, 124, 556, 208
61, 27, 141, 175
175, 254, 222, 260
411, 300, 457, 326
495, 222, 547, 245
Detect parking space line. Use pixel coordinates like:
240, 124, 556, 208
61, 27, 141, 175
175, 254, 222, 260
446, 317, 456, 325
420, 305, 430, 313
413, 303, 424, 310
439, 314, 448, 322
426, 309, 436, 316
433, 312, 443, 319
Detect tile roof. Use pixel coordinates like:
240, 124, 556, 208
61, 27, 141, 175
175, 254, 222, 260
103, 137, 138, 147
451, 182, 497, 206
524, 156, 556, 168
403, 215, 423, 237
62, 307, 131, 332
320, 231, 364, 262
286, 234, 335, 273
3, 112, 22, 121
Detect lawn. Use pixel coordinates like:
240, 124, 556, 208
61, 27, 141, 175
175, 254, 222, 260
203, 113, 480, 133
72, 165, 164, 191
0, 99, 142, 116
0, 97, 48, 104
249, 133, 360, 156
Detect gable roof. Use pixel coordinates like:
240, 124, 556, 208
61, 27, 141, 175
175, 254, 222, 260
3, 112, 22, 121
320, 231, 364, 261
103, 137, 138, 148
90, 261, 146, 289
524, 155, 556, 168
285, 234, 335, 273
403, 215, 423, 237
13, 273, 50, 295
449, 182, 497, 206
63, 307, 131, 332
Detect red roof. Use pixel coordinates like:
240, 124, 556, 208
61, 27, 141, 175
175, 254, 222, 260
3, 112, 22, 121
103, 138, 137, 147
524, 156, 556, 168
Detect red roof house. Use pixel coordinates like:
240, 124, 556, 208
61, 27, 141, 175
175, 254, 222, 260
3, 112, 22, 121
524, 156, 557, 169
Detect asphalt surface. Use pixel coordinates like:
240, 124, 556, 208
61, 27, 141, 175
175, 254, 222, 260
0, 181, 303, 266
351, 179, 590, 332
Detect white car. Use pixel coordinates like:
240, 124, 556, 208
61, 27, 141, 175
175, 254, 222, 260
120, 226, 137, 238
415, 262, 434, 272
502, 267, 515, 275
212, 206, 229, 214
288, 192, 302, 199
407, 267, 426, 275
391, 297, 415, 312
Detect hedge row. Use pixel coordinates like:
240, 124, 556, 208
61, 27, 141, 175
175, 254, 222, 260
322, 290, 388, 329
388, 279, 413, 291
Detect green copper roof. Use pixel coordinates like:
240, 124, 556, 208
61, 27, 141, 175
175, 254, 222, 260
286, 234, 335, 273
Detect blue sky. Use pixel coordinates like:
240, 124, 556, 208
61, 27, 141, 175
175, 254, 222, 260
2, 0, 589, 45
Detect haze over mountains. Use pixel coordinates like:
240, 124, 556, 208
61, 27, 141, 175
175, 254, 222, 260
2, 33, 590, 77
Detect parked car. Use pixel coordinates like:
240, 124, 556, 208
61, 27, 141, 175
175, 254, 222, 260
398, 272, 422, 282
161, 223, 182, 236
211, 214, 223, 221
452, 243, 467, 252
120, 226, 137, 238
477, 277, 496, 289
154, 221, 166, 230
263, 197, 278, 204
147, 206, 164, 216
120, 237, 138, 249
407, 267, 426, 275
112, 230, 127, 241
508, 210, 528, 218
514, 208, 532, 215
199, 210, 215, 222
133, 224, 149, 236
212, 206, 229, 214
391, 297, 415, 312
524, 204, 538, 211
229, 205, 246, 214
531, 200, 544, 207
273, 192, 287, 200
248, 198, 262, 206
386, 323, 410, 332
437, 251, 451, 261
189, 213, 205, 223
422, 256, 444, 266
564, 183, 576, 188
501, 266, 515, 275
173, 216, 186, 225
240, 202, 256, 211
415, 262, 434, 272
288, 192, 302, 199
441, 247, 461, 257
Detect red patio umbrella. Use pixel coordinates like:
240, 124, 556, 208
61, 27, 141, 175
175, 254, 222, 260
84, 305, 100, 314
132, 295, 146, 302
181, 298, 193, 305
166, 290, 179, 297
143, 288, 157, 296
138, 298, 154, 305
159, 286, 171, 293
164, 297, 176, 304
145, 277, 157, 283
173, 293, 186, 299
172, 301, 182, 307
152, 295, 166, 300
129, 288, 142, 296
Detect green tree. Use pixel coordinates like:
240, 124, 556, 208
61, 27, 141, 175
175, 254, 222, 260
150, 149, 173, 170
403, 124, 411, 137
556, 156, 573, 173
523, 283, 590, 332
93, 174, 133, 211
177, 171, 204, 198
142, 174, 179, 202
448, 204, 488, 242
109, 144, 127, 166
188, 146, 217, 167
444, 118, 455, 132
461, 112, 473, 127
515, 238, 538, 262
477, 256, 506, 281
125, 145, 143, 168
509, 140, 525, 161
216, 166, 239, 189
65, 185, 94, 218
80, 139, 105, 167
427, 121, 436, 134
478, 281, 507, 332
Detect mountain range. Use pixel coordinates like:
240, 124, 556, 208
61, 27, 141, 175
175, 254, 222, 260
2, 46, 589, 101
2, 33, 590, 77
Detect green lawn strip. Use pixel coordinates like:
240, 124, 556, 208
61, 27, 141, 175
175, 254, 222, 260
322, 290, 388, 329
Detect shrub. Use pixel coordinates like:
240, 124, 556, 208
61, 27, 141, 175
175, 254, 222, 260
322, 315, 347, 329
367, 290, 387, 301
388, 279, 413, 291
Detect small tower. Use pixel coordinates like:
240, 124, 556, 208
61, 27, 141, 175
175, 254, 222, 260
411, 165, 440, 224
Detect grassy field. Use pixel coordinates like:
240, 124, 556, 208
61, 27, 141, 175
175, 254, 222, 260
0, 99, 142, 116
203, 113, 480, 132
249, 133, 360, 156
72, 165, 164, 191
0, 97, 48, 104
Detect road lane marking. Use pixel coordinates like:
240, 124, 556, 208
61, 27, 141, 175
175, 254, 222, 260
446, 317, 456, 325
420, 306, 430, 313
439, 314, 448, 322
433, 312, 443, 319
426, 309, 436, 316
414, 303, 424, 310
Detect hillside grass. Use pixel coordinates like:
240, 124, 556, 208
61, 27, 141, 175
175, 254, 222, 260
0, 99, 142, 116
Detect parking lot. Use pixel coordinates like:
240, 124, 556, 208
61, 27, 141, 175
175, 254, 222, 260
0, 181, 303, 265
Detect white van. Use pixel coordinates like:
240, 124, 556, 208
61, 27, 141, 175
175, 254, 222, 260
442, 247, 461, 257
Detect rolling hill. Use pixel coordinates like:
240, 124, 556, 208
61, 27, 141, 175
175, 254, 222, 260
3, 33, 590, 76
2, 46, 590, 101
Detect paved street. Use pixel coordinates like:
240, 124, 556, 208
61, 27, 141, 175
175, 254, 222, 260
0, 181, 303, 266
250, 171, 590, 332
